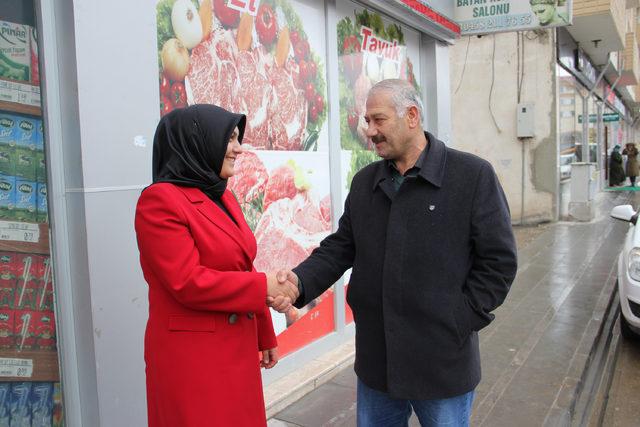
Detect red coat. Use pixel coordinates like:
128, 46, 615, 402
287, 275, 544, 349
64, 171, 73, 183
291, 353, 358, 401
135, 183, 277, 427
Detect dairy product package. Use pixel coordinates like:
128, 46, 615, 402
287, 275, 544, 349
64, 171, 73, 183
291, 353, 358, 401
0, 114, 16, 176
14, 179, 36, 222
0, 174, 15, 220
0, 21, 30, 82
14, 117, 37, 181
30, 382, 52, 427
9, 382, 31, 427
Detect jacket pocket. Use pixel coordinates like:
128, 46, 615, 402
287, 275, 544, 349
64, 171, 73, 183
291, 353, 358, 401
168, 315, 216, 332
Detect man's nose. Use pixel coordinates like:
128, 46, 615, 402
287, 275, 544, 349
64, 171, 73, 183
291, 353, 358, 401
365, 125, 377, 137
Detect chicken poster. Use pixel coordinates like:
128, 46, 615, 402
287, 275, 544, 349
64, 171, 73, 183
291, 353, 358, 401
336, 2, 422, 195
156, 0, 334, 355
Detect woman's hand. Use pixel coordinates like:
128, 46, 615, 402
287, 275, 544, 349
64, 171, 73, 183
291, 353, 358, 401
261, 347, 279, 369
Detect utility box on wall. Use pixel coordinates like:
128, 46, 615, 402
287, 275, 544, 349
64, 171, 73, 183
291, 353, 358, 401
517, 103, 535, 138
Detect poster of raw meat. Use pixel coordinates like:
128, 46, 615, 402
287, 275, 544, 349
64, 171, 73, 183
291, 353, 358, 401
155, 0, 334, 355
228, 150, 333, 356
156, 0, 328, 151
336, 2, 421, 323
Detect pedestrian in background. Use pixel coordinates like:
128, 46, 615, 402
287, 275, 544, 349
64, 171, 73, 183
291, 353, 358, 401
609, 145, 625, 187
623, 143, 639, 186
135, 104, 298, 426
277, 79, 517, 426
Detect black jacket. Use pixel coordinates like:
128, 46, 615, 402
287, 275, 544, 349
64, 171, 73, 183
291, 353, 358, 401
293, 133, 517, 400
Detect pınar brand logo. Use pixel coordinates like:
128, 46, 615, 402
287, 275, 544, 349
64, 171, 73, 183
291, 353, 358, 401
39, 186, 46, 196
18, 183, 32, 193
0, 23, 27, 44
0, 181, 12, 191
0, 255, 9, 262
0, 118, 14, 128
0, 314, 8, 321
19, 121, 33, 132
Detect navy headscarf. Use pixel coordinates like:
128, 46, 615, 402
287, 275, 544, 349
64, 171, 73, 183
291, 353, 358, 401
152, 104, 246, 200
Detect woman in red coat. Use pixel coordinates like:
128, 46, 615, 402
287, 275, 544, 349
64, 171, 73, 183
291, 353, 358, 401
135, 104, 298, 426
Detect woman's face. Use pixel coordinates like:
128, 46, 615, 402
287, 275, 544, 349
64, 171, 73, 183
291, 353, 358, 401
219, 127, 243, 179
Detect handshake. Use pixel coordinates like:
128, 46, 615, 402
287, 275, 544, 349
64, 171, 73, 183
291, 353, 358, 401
265, 270, 299, 313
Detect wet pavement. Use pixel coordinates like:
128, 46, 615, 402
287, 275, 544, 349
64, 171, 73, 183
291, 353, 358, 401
268, 190, 637, 427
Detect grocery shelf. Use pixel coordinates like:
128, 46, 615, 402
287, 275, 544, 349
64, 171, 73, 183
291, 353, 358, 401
0, 222, 50, 255
0, 349, 59, 382
0, 100, 41, 117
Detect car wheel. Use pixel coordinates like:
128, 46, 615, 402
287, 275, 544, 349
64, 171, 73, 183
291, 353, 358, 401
620, 306, 636, 339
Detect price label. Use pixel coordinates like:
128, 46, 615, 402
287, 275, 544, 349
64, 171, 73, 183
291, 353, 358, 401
0, 221, 40, 243
0, 358, 33, 378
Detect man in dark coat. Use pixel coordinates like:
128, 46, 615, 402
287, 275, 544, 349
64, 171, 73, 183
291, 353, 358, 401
278, 79, 517, 426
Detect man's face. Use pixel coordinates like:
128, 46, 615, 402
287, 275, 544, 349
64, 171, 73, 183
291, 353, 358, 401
532, 3, 556, 25
364, 91, 410, 161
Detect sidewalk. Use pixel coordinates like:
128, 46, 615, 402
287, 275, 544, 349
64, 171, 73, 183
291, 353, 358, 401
267, 190, 635, 427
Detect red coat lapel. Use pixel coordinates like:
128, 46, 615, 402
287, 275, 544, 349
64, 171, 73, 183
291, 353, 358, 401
176, 187, 255, 261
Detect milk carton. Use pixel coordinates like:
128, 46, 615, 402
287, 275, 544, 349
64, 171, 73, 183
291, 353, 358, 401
0, 21, 30, 82
9, 382, 31, 427
30, 382, 52, 427
0, 174, 15, 220
0, 382, 10, 426
36, 182, 47, 223
14, 179, 36, 222
14, 117, 37, 181
35, 120, 45, 183
0, 114, 16, 176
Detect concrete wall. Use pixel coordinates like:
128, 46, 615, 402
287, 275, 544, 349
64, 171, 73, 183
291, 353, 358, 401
449, 30, 558, 224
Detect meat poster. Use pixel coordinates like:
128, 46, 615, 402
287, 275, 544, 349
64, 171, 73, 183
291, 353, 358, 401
228, 151, 333, 354
156, 0, 328, 151
156, 0, 334, 353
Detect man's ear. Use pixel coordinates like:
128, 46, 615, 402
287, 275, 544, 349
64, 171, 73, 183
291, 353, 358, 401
406, 105, 420, 129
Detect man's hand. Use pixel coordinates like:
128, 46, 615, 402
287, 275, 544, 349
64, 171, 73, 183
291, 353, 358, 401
266, 270, 300, 313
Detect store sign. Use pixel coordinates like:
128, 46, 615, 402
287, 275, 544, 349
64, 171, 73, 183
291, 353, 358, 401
574, 48, 597, 87
388, 0, 460, 35
454, 0, 573, 36
577, 113, 620, 124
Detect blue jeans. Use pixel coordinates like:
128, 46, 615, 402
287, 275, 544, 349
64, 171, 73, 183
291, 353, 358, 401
357, 379, 475, 427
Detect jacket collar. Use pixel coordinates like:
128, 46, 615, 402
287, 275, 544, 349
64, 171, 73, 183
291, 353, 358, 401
175, 186, 255, 260
372, 131, 447, 190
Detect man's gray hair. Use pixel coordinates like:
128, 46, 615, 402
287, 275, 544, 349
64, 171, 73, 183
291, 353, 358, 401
369, 79, 424, 122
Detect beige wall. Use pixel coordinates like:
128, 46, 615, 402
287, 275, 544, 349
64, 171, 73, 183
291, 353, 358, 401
449, 30, 557, 224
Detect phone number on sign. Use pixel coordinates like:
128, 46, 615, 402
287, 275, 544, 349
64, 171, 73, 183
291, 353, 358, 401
461, 14, 533, 32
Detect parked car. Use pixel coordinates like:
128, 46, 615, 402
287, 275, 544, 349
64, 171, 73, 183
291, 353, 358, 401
611, 204, 640, 338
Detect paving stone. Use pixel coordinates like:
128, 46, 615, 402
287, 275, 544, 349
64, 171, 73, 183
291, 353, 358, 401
274, 382, 356, 427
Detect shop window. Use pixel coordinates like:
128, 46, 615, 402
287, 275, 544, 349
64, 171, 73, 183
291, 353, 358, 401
0, 0, 64, 425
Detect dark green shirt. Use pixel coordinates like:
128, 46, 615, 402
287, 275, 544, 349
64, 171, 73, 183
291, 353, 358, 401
384, 143, 430, 195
